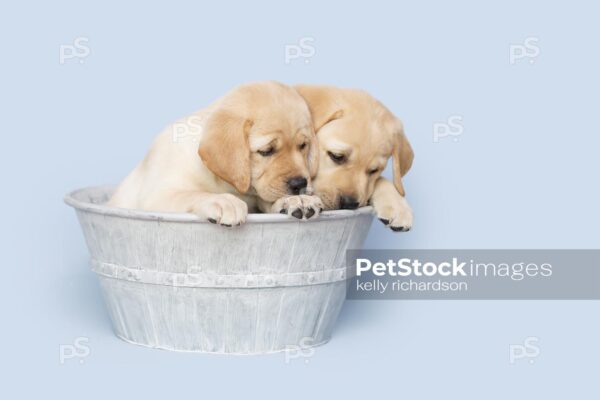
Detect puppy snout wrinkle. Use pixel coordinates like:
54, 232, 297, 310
287, 176, 308, 195
339, 195, 359, 210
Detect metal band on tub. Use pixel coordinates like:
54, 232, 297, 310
90, 259, 348, 288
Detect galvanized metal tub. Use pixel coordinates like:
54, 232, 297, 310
65, 186, 374, 354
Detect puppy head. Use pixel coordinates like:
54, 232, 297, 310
198, 81, 317, 202
296, 85, 413, 210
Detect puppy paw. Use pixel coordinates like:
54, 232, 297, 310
272, 195, 323, 220
193, 193, 248, 227
375, 200, 413, 232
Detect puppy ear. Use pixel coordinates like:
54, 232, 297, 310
295, 85, 344, 132
390, 118, 414, 197
198, 110, 253, 193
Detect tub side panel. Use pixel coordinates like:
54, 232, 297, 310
270, 285, 316, 351
315, 281, 347, 340
98, 277, 156, 346
252, 287, 285, 353
222, 289, 261, 354
297, 282, 341, 344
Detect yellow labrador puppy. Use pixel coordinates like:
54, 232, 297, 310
296, 85, 414, 231
109, 81, 323, 226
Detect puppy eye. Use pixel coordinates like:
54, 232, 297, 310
258, 147, 275, 157
327, 151, 346, 165
367, 168, 379, 176
298, 142, 307, 151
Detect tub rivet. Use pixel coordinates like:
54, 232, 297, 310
216, 277, 224, 285
308, 275, 315, 283
188, 266, 202, 274
265, 277, 274, 285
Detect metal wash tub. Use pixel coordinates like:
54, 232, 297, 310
65, 186, 373, 354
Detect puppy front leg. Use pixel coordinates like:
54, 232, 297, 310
370, 178, 413, 232
149, 191, 248, 227
258, 195, 323, 220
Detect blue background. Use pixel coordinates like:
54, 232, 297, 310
1, 0, 598, 398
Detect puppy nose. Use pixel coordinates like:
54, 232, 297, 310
339, 195, 359, 210
287, 176, 308, 195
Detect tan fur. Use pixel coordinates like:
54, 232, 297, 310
296, 85, 414, 230
109, 81, 320, 225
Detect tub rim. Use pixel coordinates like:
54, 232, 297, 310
64, 185, 374, 223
